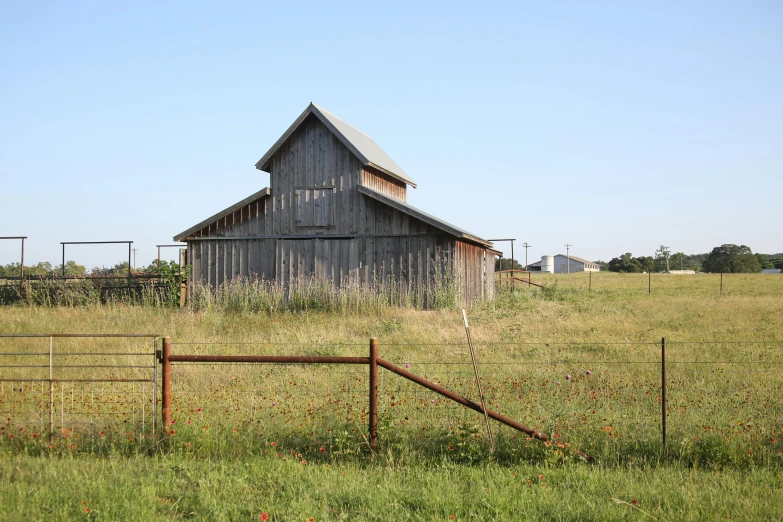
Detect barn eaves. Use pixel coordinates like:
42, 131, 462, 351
358, 186, 494, 250
173, 187, 271, 242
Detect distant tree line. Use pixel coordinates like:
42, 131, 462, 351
604, 245, 782, 274
0, 260, 180, 278
494, 258, 525, 271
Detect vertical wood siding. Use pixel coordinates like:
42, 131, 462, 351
361, 167, 407, 202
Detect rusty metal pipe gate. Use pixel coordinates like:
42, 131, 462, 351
159, 337, 587, 458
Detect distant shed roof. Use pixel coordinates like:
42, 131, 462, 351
528, 254, 597, 266
256, 103, 417, 188
558, 254, 596, 265
358, 186, 494, 249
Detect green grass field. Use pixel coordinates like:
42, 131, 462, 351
1, 273, 782, 520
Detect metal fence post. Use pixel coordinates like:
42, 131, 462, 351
369, 338, 378, 452
48, 336, 54, 442
661, 337, 667, 449
152, 337, 158, 436
162, 336, 171, 431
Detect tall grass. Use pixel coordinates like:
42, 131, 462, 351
189, 271, 459, 314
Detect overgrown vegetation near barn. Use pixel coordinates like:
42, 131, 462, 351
1, 273, 782, 520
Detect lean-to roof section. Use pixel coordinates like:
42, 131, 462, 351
256, 103, 417, 188
358, 186, 493, 249
173, 188, 271, 241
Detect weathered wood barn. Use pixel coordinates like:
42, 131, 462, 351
174, 103, 498, 305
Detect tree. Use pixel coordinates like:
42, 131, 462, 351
90, 262, 133, 277
636, 256, 655, 273
608, 253, 644, 273
607, 253, 657, 273
495, 258, 524, 271
55, 260, 87, 277
655, 245, 671, 272
702, 244, 761, 274
669, 252, 686, 271
755, 254, 775, 270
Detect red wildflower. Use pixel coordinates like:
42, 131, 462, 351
320, 447, 325, 452
631, 499, 638, 505
260, 512, 270, 521
270, 441, 276, 446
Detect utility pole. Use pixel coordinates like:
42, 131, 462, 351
564, 244, 572, 274
132, 248, 138, 270
522, 242, 532, 270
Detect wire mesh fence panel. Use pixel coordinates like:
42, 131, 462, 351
0, 335, 157, 448
664, 341, 783, 465
374, 340, 782, 464
166, 342, 371, 457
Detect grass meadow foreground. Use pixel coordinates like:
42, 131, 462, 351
0, 272, 782, 520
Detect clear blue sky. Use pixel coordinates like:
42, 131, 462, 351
2, 1, 781, 268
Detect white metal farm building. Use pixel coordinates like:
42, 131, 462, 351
528, 254, 600, 273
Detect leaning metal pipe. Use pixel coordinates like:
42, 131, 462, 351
377, 358, 593, 461
377, 357, 548, 441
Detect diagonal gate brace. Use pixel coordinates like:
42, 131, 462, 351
376, 357, 593, 462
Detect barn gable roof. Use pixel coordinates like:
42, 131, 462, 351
358, 186, 493, 248
255, 103, 417, 188
173, 187, 271, 241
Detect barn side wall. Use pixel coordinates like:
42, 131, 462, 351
455, 240, 495, 304
186, 191, 479, 305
